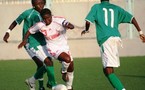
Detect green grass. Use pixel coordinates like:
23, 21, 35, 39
0, 56, 145, 90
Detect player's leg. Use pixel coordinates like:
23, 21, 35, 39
25, 45, 56, 90
44, 57, 57, 88
58, 52, 74, 90
32, 56, 46, 90
25, 64, 46, 90
36, 45, 56, 88
103, 67, 125, 90
100, 37, 125, 90
66, 61, 74, 90
25, 44, 46, 90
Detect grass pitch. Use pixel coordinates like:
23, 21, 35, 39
0, 56, 145, 90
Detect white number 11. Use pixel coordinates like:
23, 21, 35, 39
103, 8, 114, 28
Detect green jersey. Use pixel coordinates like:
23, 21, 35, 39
16, 8, 46, 50
85, 1, 133, 46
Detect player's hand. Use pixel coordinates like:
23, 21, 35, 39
18, 40, 27, 49
3, 32, 10, 43
139, 34, 145, 43
81, 30, 89, 36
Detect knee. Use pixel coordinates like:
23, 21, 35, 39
63, 56, 71, 63
103, 67, 114, 76
32, 56, 43, 68
44, 57, 53, 66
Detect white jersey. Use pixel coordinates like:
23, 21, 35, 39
29, 16, 70, 58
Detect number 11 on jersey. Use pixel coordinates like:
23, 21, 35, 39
103, 8, 114, 28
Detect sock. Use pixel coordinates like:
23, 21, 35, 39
34, 65, 46, 79
33, 66, 46, 88
38, 78, 44, 88
66, 72, 74, 89
107, 73, 124, 90
61, 61, 70, 73
46, 66, 56, 87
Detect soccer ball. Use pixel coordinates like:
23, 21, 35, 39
53, 84, 67, 90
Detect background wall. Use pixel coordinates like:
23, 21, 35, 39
0, 0, 145, 60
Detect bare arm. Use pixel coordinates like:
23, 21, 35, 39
18, 31, 31, 49
132, 17, 145, 42
63, 21, 74, 29
3, 21, 17, 43
81, 21, 90, 36
66, 23, 74, 29
131, 17, 141, 32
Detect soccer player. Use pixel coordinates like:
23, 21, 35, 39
3, 0, 56, 90
81, 0, 145, 90
18, 8, 74, 90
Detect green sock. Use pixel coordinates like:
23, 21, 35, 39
107, 73, 124, 90
34, 66, 46, 79
34, 66, 46, 88
38, 78, 44, 88
46, 66, 56, 87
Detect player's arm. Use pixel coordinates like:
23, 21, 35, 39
18, 22, 44, 49
3, 11, 27, 43
65, 23, 74, 29
62, 20, 74, 29
81, 21, 90, 36
18, 31, 31, 49
131, 17, 145, 42
3, 21, 17, 43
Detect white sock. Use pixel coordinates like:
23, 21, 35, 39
61, 61, 70, 73
66, 72, 74, 89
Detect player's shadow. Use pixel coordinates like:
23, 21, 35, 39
119, 75, 145, 78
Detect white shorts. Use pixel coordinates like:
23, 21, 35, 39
25, 43, 51, 62
47, 45, 73, 61
100, 37, 122, 68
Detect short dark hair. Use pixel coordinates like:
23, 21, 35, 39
40, 8, 52, 17
31, 0, 46, 6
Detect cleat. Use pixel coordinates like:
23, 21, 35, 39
62, 73, 69, 82
25, 79, 35, 90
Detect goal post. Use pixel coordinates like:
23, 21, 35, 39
45, 0, 52, 9
126, 0, 134, 39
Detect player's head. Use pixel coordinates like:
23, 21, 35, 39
31, 0, 46, 12
101, 0, 109, 2
40, 8, 52, 25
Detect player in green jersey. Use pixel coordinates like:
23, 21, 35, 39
81, 0, 145, 90
3, 0, 56, 90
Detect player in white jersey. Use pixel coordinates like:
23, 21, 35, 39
18, 8, 74, 90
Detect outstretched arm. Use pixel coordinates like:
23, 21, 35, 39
18, 31, 31, 49
81, 21, 90, 36
132, 17, 145, 42
3, 21, 17, 43
63, 21, 74, 29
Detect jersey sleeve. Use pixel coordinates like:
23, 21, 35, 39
118, 7, 133, 23
15, 10, 28, 24
53, 16, 66, 25
85, 4, 97, 23
29, 22, 45, 34
53, 16, 66, 31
